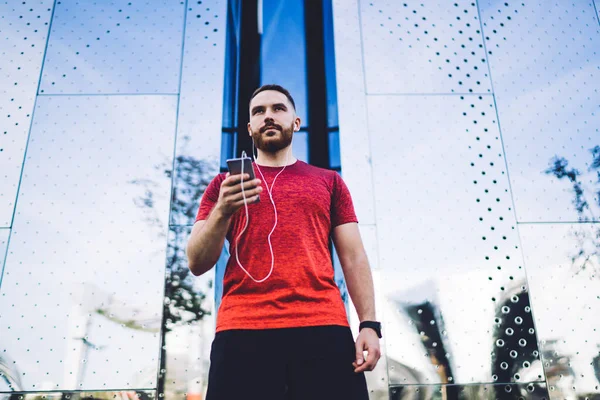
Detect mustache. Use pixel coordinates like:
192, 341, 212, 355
260, 123, 282, 133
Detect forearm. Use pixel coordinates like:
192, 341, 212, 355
342, 253, 376, 322
186, 207, 231, 276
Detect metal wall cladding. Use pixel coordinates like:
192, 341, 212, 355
520, 223, 600, 399
368, 94, 543, 387
38, 0, 186, 95
359, 0, 493, 94
0, 95, 177, 391
333, 1, 600, 399
479, 1, 600, 223
0, 1, 55, 226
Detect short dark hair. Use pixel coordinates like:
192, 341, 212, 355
249, 84, 296, 111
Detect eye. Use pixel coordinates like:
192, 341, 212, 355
275, 106, 284, 111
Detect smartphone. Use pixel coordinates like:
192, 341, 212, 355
226, 156, 259, 202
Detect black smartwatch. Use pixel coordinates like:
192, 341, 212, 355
359, 321, 382, 338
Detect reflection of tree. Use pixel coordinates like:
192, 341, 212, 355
545, 145, 600, 278
131, 137, 217, 397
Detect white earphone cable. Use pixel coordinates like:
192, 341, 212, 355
232, 143, 292, 283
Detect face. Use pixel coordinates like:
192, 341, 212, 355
248, 90, 301, 153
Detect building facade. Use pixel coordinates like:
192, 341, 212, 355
1, 0, 599, 399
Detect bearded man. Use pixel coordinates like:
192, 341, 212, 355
186, 84, 381, 400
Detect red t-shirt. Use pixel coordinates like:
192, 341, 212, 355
195, 160, 358, 332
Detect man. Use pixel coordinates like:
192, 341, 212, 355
186, 84, 381, 399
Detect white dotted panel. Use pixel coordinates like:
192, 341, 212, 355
0, 0, 54, 226
161, 225, 215, 398
39, 0, 186, 94
368, 94, 542, 384
332, 0, 376, 225
520, 223, 600, 398
480, 1, 600, 223
360, 0, 492, 94
0, 228, 8, 270
0, 95, 177, 390
170, 0, 226, 227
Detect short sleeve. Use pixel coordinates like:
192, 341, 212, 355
330, 172, 358, 227
195, 173, 226, 222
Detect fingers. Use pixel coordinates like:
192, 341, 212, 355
353, 339, 381, 373
223, 173, 255, 187
229, 186, 263, 202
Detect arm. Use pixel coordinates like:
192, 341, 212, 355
332, 222, 376, 322
332, 222, 380, 373
186, 173, 262, 276
186, 209, 232, 276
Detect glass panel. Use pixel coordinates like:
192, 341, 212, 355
260, 0, 308, 123
368, 94, 544, 384
0, 95, 177, 390
389, 382, 549, 400
170, 0, 227, 226
323, 0, 338, 128
479, 1, 600, 223
39, 1, 185, 94
328, 130, 341, 169
220, 131, 235, 170
359, 1, 492, 94
221, 0, 240, 129
292, 130, 308, 163
520, 223, 600, 399
160, 226, 215, 399
0, 0, 54, 226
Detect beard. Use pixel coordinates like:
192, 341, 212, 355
251, 121, 294, 153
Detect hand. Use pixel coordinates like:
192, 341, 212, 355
353, 328, 381, 373
216, 173, 262, 217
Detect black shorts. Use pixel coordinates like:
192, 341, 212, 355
206, 325, 369, 400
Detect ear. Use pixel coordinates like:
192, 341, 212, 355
247, 122, 252, 136
294, 117, 301, 132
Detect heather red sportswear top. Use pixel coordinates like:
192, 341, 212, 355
195, 160, 358, 332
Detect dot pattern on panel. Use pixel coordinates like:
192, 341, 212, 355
39, 0, 186, 94
460, 94, 542, 384
479, 1, 600, 222
170, 0, 226, 227
363, 1, 491, 93
0, 1, 53, 226
0, 95, 175, 390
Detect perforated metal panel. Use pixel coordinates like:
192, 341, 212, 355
39, 0, 186, 94
369, 94, 543, 386
520, 223, 600, 399
389, 382, 549, 399
170, 0, 226, 227
360, 1, 492, 94
0, 0, 54, 227
0, 95, 176, 390
160, 226, 215, 398
0, 228, 8, 274
480, 1, 600, 223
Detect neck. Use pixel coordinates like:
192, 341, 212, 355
255, 147, 296, 167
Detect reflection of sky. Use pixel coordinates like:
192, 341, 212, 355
39, 0, 185, 94
0, 95, 176, 389
260, 0, 307, 124
367, 94, 534, 383
478, 0, 600, 222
